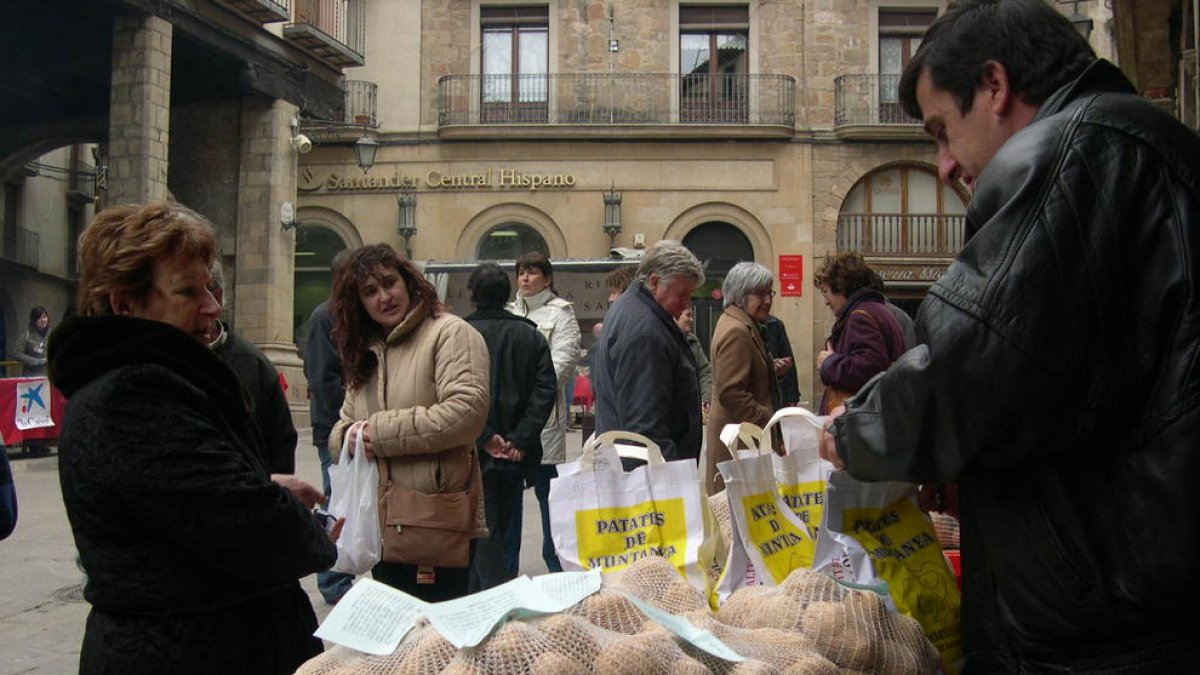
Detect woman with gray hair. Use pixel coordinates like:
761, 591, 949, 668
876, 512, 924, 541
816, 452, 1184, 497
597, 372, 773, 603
705, 261, 782, 493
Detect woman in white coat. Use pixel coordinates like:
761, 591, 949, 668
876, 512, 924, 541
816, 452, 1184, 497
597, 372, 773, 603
507, 252, 580, 572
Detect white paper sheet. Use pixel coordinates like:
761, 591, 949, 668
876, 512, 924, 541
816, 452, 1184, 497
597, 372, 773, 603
313, 578, 428, 655
620, 591, 745, 662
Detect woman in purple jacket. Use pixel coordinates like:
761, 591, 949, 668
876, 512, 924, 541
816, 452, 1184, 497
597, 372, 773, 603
815, 252, 906, 414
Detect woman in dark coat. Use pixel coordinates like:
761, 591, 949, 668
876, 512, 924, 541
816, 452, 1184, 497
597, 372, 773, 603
48, 201, 338, 675
815, 252, 906, 414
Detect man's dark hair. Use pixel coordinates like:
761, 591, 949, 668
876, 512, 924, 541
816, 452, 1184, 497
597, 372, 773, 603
898, 0, 1095, 120
468, 262, 511, 309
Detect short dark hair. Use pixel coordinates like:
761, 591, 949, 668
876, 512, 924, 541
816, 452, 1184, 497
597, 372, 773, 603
898, 0, 1095, 120
515, 251, 553, 289
468, 262, 511, 309
814, 252, 876, 297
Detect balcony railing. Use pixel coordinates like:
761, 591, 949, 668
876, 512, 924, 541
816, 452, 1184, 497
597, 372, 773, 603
838, 213, 965, 257
2, 227, 39, 269
219, 0, 290, 23
68, 168, 96, 201
344, 80, 378, 127
439, 73, 795, 129
284, 0, 364, 67
834, 74, 922, 128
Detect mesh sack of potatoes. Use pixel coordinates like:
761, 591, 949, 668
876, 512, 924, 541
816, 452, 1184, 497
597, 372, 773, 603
714, 567, 941, 674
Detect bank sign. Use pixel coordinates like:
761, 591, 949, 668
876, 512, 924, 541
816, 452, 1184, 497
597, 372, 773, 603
299, 167, 577, 193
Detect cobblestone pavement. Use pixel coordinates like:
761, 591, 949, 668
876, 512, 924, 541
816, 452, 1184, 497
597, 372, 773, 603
0, 427, 584, 674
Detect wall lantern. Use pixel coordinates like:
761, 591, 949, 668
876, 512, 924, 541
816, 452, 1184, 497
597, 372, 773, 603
603, 185, 623, 246
397, 190, 417, 258
353, 134, 379, 174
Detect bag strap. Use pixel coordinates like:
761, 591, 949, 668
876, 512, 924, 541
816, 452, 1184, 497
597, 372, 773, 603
761, 407, 825, 461
719, 422, 765, 455
851, 308, 880, 329
579, 430, 664, 469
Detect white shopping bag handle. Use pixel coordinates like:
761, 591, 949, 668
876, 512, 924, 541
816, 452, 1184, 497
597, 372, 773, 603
761, 407, 824, 460
719, 422, 764, 455
580, 430, 664, 468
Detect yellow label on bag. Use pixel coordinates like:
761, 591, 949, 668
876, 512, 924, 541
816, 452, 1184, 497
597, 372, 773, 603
778, 479, 825, 537
739, 490, 815, 583
576, 498, 688, 573
842, 498, 963, 673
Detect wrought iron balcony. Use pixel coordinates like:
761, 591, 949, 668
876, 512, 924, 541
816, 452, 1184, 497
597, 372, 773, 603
284, 0, 365, 67
834, 74, 925, 140
438, 73, 795, 136
838, 213, 965, 257
2, 227, 40, 269
219, 0, 290, 23
344, 80, 378, 127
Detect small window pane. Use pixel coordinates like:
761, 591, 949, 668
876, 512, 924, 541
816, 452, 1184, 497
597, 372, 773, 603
476, 224, 549, 261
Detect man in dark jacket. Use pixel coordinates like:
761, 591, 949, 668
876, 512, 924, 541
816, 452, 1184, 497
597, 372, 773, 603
593, 240, 705, 461
303, 297, 354, 604
822, 1, 1200, 671
207, 263, 297, 474
762, 315, 798, 408
464, 262, 557, 590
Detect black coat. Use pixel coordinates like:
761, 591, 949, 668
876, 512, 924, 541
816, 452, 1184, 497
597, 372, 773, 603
464, 308, 557, 482
303, 300, 345, 447
592, 281, 702, 461
48, 316, 336, 675
762, 315, 799, 407
832, 61, 1200, 671
212, 321, 298, 473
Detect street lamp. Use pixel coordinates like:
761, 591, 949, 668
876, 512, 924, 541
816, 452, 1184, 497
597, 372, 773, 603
353, 134, 379, 174
397, 190, 417, 258
603, 185, 622, 247
1058, 0, 1093, 41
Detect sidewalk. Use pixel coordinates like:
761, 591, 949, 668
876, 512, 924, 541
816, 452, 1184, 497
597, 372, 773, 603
0, 427, 584, 674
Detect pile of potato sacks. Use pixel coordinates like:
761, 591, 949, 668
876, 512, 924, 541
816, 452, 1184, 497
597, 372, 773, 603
297, 556, 940, 675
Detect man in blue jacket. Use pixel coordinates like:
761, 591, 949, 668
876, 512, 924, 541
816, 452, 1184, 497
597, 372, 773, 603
822, 1, 1200, 670
592, 240, 705, 461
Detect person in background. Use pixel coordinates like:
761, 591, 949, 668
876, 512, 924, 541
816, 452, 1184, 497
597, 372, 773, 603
814, 252, 905, 415
675, 303, 712, 408
869, 271, 917, 350
206, 262, 298, 474
15, 307, 52, 456
0, 449, 15, 540
329, 244, 489, 602
705, 262, 781, 492
49, 201, 337, 674
762, 315, 799, 408
593, 241, 705, 462
15, 306, 49, 376
303, 252, 354, 605
606, 265, 637, 303
822, 1, 1200, 669
507, 252, 580, 573
464, 262, 556, 590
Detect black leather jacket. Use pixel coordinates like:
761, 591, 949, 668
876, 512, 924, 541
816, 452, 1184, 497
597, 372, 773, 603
833, 60, 1200, 672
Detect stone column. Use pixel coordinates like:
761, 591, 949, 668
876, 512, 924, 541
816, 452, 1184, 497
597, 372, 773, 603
235, 97, 307, 420
108, 15, 172, 205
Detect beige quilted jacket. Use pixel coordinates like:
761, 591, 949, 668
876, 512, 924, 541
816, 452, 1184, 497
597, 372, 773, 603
330, 301, 491, 538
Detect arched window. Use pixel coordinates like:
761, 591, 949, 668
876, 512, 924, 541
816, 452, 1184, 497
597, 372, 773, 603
476, 223, 549, 260
837, 166, 967, 257
682, 221, 756, 352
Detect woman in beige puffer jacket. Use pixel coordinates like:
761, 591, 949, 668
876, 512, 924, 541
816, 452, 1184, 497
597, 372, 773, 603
329, 244, 490, 602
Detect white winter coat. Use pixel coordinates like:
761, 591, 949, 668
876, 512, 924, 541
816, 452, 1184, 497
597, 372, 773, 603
508, 288, 580, 464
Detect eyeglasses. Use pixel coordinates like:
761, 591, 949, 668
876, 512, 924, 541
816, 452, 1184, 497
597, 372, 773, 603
751, 289, 776, 298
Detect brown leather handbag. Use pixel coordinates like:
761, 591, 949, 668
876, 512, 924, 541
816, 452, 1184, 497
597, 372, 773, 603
365, 384, 475, 569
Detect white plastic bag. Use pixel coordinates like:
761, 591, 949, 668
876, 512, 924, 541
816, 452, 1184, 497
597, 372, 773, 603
327, 425, 382, 575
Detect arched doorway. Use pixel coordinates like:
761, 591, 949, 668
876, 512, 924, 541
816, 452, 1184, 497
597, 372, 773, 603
293, 225, 349, 354
475, 223, 549, 260
682, 221, 755, 353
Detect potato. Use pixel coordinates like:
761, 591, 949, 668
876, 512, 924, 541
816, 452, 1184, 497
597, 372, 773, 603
800, 601, 877, 671
593, 632, 686, 675
537, 614, 602, 664
779, 653, 840, 675
530, 651, 590, 675
479, 621, 548, 672
668, 655, 714, 675
779, 569, 845, 606
569, 591, 647, 635
730, 659, 781, 674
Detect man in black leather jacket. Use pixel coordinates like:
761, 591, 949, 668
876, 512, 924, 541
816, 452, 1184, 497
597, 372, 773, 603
822, 1, 1200, 671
